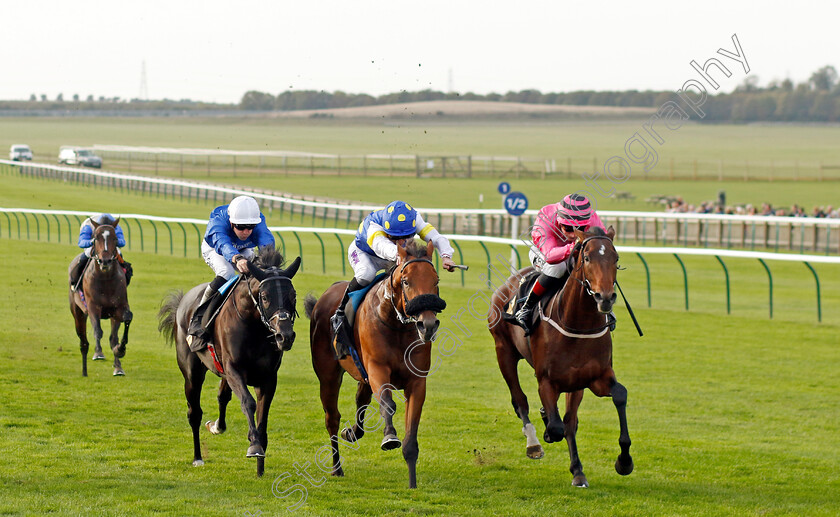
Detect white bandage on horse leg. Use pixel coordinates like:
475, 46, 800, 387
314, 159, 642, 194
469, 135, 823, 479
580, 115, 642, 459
522, 423, 540, 447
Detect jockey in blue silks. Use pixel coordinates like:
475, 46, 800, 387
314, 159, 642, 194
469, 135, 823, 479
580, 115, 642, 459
186, 195, 276, 352
70, 213, 131, 291
330, 200, 456, 359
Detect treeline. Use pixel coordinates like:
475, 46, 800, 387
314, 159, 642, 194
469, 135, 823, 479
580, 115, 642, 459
240, 65, 840, 122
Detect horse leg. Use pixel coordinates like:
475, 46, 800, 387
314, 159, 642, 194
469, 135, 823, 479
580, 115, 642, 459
371, 375, 402, 451
402, 377, 427, 489
184, 364, 207, 467
591, 373, 634, 476
314, 345, 345, 477
341, 381, 373, 443
109, 318, 125, 376
89, 312, 106, 363
225, 370, 264, 458
72, 304, 90, 376
206, 378, 231, 435
537, 378, 564, 444
494, 338, 543, 459
563, 390, 588, 487
253, 379, 277, 478
117, 307, 132, 357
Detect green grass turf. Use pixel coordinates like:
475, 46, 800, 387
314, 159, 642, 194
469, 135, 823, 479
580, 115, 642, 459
0, 238, 838, 516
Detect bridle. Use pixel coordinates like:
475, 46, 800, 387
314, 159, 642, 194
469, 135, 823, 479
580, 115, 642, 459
232, 273, 296, 333
385, 257, 440, 325
92, 226, 118, 267
569, 235, 618, 299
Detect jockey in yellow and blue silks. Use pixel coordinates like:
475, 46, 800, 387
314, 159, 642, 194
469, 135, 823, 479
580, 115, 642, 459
69, 213, 131, 291
186, 195, 276, 352
331, 200, 456, 358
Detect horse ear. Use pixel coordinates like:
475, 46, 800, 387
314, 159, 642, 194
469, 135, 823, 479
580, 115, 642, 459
246, 260, 268, 281
283, 256, 301, 278
397, 242, 408, 262
425, 240, 435, 258
573, 229, 586, 242
90, 218, 100, 229
112, 217, 120, 228
606, 225, 616, 240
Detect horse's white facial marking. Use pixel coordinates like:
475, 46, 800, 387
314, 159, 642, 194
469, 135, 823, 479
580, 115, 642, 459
599, 244, 605, 256
102, 230, 111, 251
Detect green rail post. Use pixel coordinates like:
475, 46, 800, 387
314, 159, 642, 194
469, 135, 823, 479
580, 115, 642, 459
757, 258, 773, 319
292, 231, 303, 271
274, 232, 286, 257
478, 241, 491, 289
714, 255, 731, 314
311, 205, 317, 227
176, 222, 187, 257
136, 219, 145, 252
51, 214, 61, 243
162, 222, 173, 255
191, 223, 202, 257
34, 213, 42, 241
313, 232, 326, 273
2, 212, 9, 237
334, 233, 346, 277
451, 240, 465, 286
63, 214, 72, 243
635, 252, 651, 307
803, 262, 821, 322
149, 220, 159, 254
12, 212, 21, 239
673, 253, 688, 311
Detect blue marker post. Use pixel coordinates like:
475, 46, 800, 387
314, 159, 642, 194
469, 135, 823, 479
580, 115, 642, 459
504, 190, 528, 266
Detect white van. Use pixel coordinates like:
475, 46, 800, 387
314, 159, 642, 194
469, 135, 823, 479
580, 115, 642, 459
58, 147, 102, 168
9, 144, 33, 161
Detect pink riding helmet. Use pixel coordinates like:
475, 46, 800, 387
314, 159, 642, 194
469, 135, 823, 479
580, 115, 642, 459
556, 193, 594, 228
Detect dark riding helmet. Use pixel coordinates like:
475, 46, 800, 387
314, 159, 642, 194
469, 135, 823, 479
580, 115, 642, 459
93, 213, 117, 226
382, 201, 417, 239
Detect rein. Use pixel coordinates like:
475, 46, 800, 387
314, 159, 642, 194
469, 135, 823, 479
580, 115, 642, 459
232, 274, 295, 334
386, 257, 436, 325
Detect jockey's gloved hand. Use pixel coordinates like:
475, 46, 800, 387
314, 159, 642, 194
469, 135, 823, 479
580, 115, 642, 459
441, 256, 456, 272
232, 254, 250, 274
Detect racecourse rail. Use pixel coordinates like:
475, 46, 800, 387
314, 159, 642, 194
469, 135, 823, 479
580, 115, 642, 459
4, 159, 840, 253
2, 208, 838, 323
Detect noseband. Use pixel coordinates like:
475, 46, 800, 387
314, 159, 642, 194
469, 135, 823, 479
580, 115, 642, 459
571, 235, 617, 298
386, 258, 446, 325
233, 274, 296, 333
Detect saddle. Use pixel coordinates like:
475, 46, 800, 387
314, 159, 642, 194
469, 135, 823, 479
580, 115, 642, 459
195, 276, 241, 343
333, 272, 388, 372
502, 271, 566, 330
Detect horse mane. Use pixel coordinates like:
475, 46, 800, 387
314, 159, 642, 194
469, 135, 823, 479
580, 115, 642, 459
587, 226, 606, 237
255, 249, 286, 269
404, 239, 427, 259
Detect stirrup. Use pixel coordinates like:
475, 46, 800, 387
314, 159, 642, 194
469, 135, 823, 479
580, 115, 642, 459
187, 334, 207, 352
515, 306, 536, 336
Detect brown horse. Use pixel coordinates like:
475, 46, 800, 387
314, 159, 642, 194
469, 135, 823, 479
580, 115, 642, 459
489, 226, 633, 488
305, 240, 446, 488
158, 251, 300, 477
68, 219, 132, 377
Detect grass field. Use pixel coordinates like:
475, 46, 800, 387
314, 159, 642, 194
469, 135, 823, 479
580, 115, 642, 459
1, 166, 840, 515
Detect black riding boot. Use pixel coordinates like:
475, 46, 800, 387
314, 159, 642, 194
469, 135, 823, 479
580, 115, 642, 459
187, 276, 226, 352
70, 253, 90, 292
515, 273, 560, 336
330, 278, 362, 359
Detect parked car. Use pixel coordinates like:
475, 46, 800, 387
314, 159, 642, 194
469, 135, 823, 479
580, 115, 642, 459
9, 144, 33, 161
58, 147, 102, 168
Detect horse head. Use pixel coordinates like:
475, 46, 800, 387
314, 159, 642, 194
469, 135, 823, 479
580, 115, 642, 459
246, 255, 301, 352
90, 218, 120, 273
393, 240, 447, 342
572, 226, 618, 314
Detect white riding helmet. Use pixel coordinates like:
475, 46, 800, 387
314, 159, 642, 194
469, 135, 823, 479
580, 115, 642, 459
228, 196, 262, 225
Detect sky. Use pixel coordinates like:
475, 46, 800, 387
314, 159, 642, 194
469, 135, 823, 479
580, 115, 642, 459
3, 1, 836, 104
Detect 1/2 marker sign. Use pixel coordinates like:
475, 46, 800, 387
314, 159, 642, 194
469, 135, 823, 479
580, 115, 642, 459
504, 191, 528, 216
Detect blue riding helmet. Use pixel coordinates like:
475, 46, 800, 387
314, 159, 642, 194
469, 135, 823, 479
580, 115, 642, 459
93, 213, 117, 225
382, 201, 417, 238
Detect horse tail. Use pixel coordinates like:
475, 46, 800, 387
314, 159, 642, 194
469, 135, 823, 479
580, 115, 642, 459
158, 290, 184, 345
304, 293, 319, 320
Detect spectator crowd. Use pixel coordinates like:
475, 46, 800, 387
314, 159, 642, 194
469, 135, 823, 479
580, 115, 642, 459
660, 196, 839, 218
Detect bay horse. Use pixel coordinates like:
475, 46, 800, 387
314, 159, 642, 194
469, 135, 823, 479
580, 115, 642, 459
305, 240, 446, 489
157, 250, 301, 477
68, 218, 132, 377
489, 226, 633, 488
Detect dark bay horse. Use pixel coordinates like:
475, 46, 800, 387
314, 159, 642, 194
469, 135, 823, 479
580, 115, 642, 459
68, 218, 132, 377
158, 251, 301, 477
305, 240, 446, 488
489, 226, 633, 488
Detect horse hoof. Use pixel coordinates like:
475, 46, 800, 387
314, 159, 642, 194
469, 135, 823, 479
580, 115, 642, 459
615, 456, 634, 476
113, 346, 126, 358
572, 475, 589, 488
381, 435, 401, 451
340, 427, 360, 443
205, 420, 225, 435
192, 459, 205, 467
113, 368, 125, 376
246, 445, 265, 458
92, 354, 106, 361
526, 445, 544, 459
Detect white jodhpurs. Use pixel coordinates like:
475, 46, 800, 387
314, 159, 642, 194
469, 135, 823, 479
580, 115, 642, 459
201, 240, 254, 280
348, 242, 392, 286
528, 249, 570, 279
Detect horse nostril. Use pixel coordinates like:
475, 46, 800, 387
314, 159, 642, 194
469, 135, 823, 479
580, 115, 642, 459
610, 293, 617, 304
